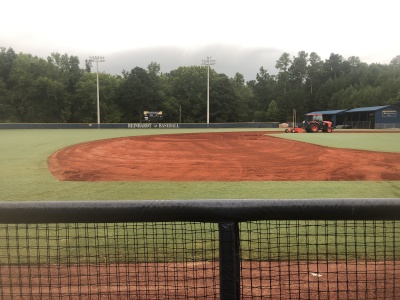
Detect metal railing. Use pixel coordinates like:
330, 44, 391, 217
0, 199, 400, 300
375, 123, 400, 129
343, 121, 371, 129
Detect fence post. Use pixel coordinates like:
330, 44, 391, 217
219, 222, 240, 300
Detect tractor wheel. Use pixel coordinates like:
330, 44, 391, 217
327, 127, 333, 133
310, 124, 319, 133
285, 129, 289, 133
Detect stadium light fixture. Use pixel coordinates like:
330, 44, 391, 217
201, 56, 216, 124
89, 56, 105, 128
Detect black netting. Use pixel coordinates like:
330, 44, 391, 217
0, 222, 219, 299
240, 220, 400, 300
1, 200, 400, 299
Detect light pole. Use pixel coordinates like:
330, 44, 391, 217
201, 56, 216, 124
89, 56, 105, 128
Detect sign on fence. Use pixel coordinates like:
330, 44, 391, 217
128, 123, 180, 128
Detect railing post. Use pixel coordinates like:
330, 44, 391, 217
219, 222, 240, 300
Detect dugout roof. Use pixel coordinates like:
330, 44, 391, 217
344, 105, 396, 113
306, 109, 348, 115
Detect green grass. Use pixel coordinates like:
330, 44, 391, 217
1, 128, 400, 201
276, 130, 400, 153
240, 220, 399, 261
0, 222, 220, 264
3, 220, 397, 264
0, 129, 399, 264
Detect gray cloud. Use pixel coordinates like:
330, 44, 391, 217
101, 45, 284, 81
4, 42, 283, 81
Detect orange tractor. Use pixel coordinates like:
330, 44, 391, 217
304, 114, 333, 133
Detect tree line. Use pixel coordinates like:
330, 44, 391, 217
0, 46, 399, 123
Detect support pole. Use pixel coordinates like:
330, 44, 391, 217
89, 56, 105, 129
201, 56, 216, 124
219, 222, 240, 300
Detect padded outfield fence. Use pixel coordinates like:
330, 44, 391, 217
0, 199, 400, 300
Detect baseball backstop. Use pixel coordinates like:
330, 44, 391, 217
0, 199, 399, 299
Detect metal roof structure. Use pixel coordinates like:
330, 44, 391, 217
345, 105, 394, 113
306, 109, 348, 115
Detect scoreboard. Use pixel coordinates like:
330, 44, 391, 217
143, 111, 163, 122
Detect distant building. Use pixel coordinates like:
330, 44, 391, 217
343, 106, 400, 129
305, 105, 400, 129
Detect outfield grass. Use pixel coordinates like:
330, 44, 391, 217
2, 219, 396, 264
0, 128, 400, 201
277, 130, 400, 153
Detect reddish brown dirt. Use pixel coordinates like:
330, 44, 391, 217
4, 261, 399, 299
48, 131, 400, 182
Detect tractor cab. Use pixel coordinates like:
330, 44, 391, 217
305, 114, 323, 123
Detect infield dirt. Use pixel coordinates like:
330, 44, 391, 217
48, 131, 400, 182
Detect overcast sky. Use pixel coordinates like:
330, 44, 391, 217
1, 0, 399, 81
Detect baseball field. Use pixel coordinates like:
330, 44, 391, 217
1, 128, 400, 201
1, 128, 400, 299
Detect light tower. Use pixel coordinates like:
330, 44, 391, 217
201, 56, 216, 124
89, 56, 105, 128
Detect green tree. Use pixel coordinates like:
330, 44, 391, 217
73, 72, 122, 123
101, 74, 123, 122
265, 100, 279, 122
210, 73, 245, 122
231, 73, 256, 122
165, 66, 207, 123
324, 53, 344, 80
2, 46, 400, 124
289, 51, 308, 87
275, 52, 291, 94
307, 52, 323, 94
277, 89, 308, 122
158, 73, 179, 122
253, 110, 266, 122
8, 53, 68, 122
343, 56, 368, 87
253, 67, 275, 110
118, 67, 161, 122
71, 72, 97, 122
383, 78, 400, 106
32, 75, 68, 122
47, 53, 84, 121
0, 47, 17, 87
316, 77, 348, 110
0, 78, 13, 121
147, 61, 161, 76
